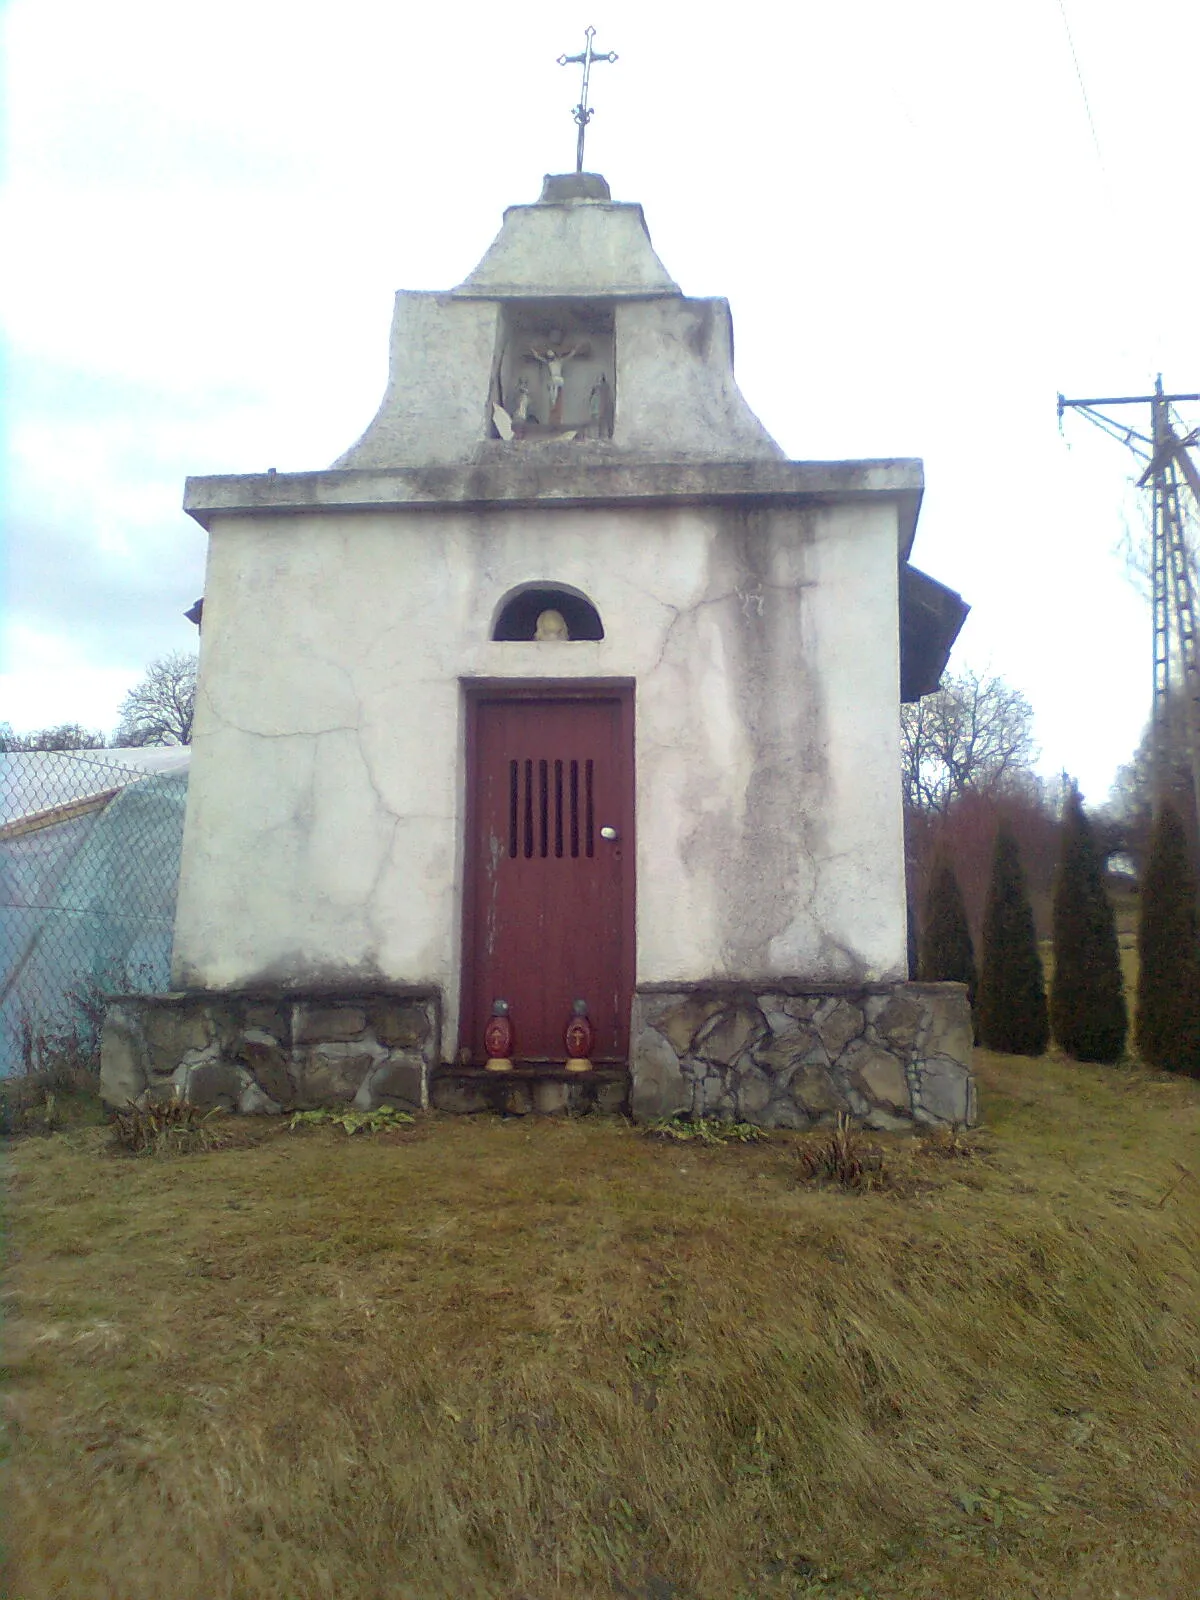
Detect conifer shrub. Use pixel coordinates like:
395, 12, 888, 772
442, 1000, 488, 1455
1136, 800, 1200, 1075
917, 857, 977, 1034
977, 823, 1049, 1055
1050, 787, 1128, 1062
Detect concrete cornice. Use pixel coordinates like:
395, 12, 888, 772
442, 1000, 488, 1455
452, 198, 681, 300
184, 458, 924, 554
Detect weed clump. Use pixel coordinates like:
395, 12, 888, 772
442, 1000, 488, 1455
0, 1084, 63, 1139
641, 1116, 768, 1145
1, 1052, 104, 1139
918, 1123, 984, 1160
110, 1096, 227, 1156
287, 1106, 416, 1136
795, 1113, 887, 1191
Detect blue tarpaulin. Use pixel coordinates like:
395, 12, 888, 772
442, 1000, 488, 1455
0, 751, 189, 1074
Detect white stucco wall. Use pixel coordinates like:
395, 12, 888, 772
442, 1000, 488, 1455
332, 293, 782, 469
172, 499, 907, 1049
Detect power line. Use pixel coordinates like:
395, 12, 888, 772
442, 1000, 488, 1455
1054, 0, 1106, 172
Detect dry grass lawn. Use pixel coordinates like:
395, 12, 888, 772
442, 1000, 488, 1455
3, 1047, 1199, 1600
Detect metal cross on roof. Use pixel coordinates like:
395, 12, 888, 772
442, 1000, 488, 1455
557, 26, 618, 174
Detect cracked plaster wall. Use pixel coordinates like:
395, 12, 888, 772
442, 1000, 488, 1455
172, 497, 906, 1053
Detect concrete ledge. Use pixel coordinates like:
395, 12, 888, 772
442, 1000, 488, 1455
636, 978, 940, 998
111, 983, 442, 1004
183, 458, 924, 549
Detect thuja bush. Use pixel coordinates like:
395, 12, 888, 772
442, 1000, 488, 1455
977, 823, 1048, 1056
1136, 801, 1200, 1075
918, 856, 978, 1035
1050, 787, 1127, 1063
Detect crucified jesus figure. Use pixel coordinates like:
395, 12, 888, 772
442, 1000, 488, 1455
528, 344, 582, 425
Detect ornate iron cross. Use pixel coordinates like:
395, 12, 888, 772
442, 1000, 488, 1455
557, 26, 618, 174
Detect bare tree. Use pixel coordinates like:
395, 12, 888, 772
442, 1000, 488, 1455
0, 722, 107, 751
1107, 694, 1199, 872
902, 669, 1038, 812
113, 652, 197, 746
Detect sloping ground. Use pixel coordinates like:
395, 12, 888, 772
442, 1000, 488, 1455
3, 1052, 1198, 1600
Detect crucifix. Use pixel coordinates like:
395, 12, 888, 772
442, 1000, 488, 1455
528, 342, 582, 425
557, 26, 618, 175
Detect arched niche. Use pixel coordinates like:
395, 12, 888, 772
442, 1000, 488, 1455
491, 584, 605, 641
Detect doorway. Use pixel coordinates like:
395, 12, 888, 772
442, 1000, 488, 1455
461, 683, 635, 1065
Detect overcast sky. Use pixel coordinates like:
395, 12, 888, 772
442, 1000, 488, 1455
3, 0, 1198, 806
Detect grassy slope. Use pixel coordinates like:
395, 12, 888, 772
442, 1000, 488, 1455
3, 1047, 1199, 1600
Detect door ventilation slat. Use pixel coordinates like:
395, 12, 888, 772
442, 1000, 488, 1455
508, 760, 518, 858
585, 759, 594, 858
569, 760, 579, 858
523, 759, 534, 859
539, 759, 549, 858
554, 760, 564, 858
506, 757, 595, 860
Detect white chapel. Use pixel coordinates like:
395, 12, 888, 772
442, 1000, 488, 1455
102, 167, 975, 1129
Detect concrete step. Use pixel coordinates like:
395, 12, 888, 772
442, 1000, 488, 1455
429, 1067, 629, 1116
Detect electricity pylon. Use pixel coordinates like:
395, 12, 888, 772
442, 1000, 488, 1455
1058, 378, 1200, 820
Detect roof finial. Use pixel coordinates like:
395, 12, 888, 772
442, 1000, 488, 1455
557, 26, 618, 175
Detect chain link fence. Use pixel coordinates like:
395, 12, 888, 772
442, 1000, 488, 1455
0, 749, 189, 1076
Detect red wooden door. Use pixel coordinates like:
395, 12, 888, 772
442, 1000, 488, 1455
462, 687, 634, 1064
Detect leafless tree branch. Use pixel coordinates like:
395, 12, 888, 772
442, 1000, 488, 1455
901, 669, 1038, 813
113, 652, 197, 747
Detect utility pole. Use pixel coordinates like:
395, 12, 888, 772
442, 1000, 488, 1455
1057, 380, 1200, 823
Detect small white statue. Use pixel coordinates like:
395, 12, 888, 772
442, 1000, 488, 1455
511, 377, 534, 424
534, 608, 570, 641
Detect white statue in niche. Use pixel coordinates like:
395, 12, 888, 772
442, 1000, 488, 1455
534, 609, 570, 641
511, 377, 535, 424
528, 343, 585, 425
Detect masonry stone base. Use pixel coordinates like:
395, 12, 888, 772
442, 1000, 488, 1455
631, 981, 975, 1129
100, 980, 974, 1130
100, 991, 440, 1115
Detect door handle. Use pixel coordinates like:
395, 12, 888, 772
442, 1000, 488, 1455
599, 826, 619, 841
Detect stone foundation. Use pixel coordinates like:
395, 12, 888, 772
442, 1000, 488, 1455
630, 981, 974, 1130
100, 981, 973, 1129
100, 990, 440, 1115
